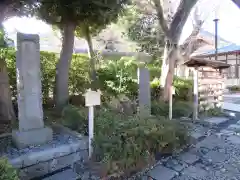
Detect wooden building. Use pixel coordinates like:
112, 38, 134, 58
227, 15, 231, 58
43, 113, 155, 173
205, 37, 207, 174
194, 44, 240, 86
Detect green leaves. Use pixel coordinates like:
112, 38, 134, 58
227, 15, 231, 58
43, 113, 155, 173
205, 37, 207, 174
0, 158, 19, 180
38, 0, 130, 34
118, 4, 165, 55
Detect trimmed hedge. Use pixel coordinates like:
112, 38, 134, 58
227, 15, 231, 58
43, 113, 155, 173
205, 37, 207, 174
4, 49, 192, 106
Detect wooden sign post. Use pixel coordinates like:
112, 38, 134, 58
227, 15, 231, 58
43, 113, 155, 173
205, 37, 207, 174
84, 89, 101, 158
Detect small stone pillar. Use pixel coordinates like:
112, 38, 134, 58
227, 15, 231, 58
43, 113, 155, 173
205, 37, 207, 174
193, 67, 199, 120
12, 33, 53, 149
136, 53, 151, 119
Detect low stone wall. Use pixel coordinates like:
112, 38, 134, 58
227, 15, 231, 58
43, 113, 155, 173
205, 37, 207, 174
1, 124, 88, 180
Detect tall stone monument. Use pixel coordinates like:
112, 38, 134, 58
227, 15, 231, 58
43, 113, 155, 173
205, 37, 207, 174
136, 53, 151, 118
12, 33, 52, 149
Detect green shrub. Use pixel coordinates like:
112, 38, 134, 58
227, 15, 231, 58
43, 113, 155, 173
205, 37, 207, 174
4, 49, 191, 108
61, 105, 88, 134
151, 101, 192, 118
227, 85, 240, 92
200, 107, 225, 117
60, 106, 189, 176
150, 77, 193, 102
92, 108, 189, 175
0, 158, 19, 180
173, 77, 193, 101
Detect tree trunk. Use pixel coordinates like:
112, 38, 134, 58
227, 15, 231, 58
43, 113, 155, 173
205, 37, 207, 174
160, 41, 169, 87
161, 42, 178, 101
0, 12, 16, 131
84, 25, 97, 90
154, 0, 198, 102
0, 59, 16, 121
55, 22, 76, 111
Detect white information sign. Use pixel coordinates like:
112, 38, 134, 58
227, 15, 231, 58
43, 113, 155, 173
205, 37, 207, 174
84, 89, 101, 107
83, 89, 101, 158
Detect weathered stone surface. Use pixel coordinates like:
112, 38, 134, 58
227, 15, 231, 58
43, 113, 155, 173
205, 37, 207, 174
49, 153, 76, 172
148, 165, 177, 180
138, 67, 151, 118
19, 161, 49, 180
190, 131, 206, 143
182, 166, 208, 179
204, 117, 229, 127
165, 158, 188, 172
227, 124, 240, 131
16, 33, 44, 131
227, 135, 240, 145
12, 127, 53, 149
9, 141, 87, 169
177, 152, 200, 165
236, 120, 240, 125
12, 32, 52, 149
218, 129, 235, 137
43, 168, 80, 180
172, 175, 194, 180
195, 135, 226, 150
203, 151, 229, 164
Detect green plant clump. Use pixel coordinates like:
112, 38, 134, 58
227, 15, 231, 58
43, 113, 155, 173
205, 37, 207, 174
60, 105, 189, 176
0, 158, 19, 180
151, 101, 192, 118
227, 85, 240, 92
4, 49, 193, 107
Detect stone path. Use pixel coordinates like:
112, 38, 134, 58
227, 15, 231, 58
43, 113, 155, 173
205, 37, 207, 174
223, 94, 240, 112
143, 112, 240, 180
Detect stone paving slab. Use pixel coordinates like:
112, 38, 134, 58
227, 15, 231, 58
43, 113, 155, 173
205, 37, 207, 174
223, 102, 240, 112
202, 151, 229, 164
177, 152, 200, 165
227, 124, 240, 131
143, 114, 240, 180
203, 117, 230, 127
165, 158, 188, 172
147, 165, 177, 180
181, 165, 208, 179
195, 135, 226, 150
227, 135, 240, 145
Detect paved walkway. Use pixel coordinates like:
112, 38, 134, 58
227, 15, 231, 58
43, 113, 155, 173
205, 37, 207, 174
143, 113, 240, 180
223, 94, 240, 112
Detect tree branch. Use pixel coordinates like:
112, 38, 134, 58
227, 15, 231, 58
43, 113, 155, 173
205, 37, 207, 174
232, 0, 240, 8
152, 0, 169, 35
169, 0, 198, 42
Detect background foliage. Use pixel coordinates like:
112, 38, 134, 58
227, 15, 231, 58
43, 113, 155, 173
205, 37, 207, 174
4, 48, 192, 176
5, 49, 192, 106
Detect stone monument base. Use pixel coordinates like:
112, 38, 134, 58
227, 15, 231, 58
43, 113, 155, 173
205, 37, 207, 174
12, 127, 53, 149
0, 124, 89, 180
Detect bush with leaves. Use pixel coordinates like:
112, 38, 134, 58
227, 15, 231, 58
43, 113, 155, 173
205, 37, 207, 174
93, 108, 189, 176
227, 85, 240, 92
59, 105, 189, 176
61, 105, 88, 134
151, 101, 192, 119
0, 158, 19, 180
200, 107, 225, 117
150, 77, 193, 102
4, 49, 192, 109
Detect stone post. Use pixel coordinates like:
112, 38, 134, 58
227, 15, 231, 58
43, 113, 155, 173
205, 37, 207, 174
136, 53, 151, 119
12, 33, 53, 149
193, 67, 199, 121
